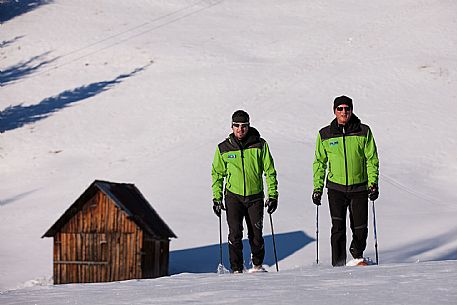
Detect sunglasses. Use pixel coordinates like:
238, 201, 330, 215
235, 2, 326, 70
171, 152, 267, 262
232, 122, 249, 128
336, 106, 352, 112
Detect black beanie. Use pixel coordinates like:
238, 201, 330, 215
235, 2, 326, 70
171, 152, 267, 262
333, 95, 353, 111
232, 110, 250, 123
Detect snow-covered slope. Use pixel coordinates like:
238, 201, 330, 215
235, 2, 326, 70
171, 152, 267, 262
2, 261, 457, 305
1, 0, 457, 300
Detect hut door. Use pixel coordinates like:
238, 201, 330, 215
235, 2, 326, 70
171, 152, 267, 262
141, 238, 169, 278
55, 233, 108, 284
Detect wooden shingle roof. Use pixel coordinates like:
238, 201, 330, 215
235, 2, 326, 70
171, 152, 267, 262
42, 180, 177, 239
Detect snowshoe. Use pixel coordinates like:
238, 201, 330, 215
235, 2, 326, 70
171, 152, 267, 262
248, 265, 267, 273
346, 257, 375, 266
217, 263, 230, 274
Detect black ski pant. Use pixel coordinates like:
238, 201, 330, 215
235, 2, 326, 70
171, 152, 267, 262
225, 191, 265, 272
328, 188, 368, 266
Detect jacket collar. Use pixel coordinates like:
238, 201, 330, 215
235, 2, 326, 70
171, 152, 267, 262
229, 126, 261, 148
329, 113, 361, 135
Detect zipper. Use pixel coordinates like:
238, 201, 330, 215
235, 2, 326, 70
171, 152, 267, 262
241, 148, 246, 196
342, 126, 349, 188
233, 137, 248, 197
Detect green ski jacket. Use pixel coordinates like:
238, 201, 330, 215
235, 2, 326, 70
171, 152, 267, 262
313, 114, 379, 193
212, 127, 278, 201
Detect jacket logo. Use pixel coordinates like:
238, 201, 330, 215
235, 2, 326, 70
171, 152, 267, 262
228, 154, 236, 159
329, 140, 338, 146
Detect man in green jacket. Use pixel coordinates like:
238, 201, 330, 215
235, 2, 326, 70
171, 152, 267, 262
312, 96, 379, 266
212, 110, 279, 273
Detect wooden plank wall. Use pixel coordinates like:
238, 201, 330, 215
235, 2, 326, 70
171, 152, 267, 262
53, 191, 143, 284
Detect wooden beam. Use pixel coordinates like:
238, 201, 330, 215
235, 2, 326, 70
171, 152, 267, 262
54, 261, 108, 265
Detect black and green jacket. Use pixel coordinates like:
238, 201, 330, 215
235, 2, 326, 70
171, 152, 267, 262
212, 127, 278, 201
313, 114, 379, 193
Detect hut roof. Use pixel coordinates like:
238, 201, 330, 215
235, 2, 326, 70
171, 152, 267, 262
42, 180, 177, 239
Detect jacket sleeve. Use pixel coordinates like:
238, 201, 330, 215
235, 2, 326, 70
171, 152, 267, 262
262, 141, 279, 199
211, 146, 226, 201
365, 128, 379, 187
313, 132, 327, 192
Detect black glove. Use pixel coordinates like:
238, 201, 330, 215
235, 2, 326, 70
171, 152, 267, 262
212, 199, 225, 217
368, 184, 379, 201
265, 198, 278, 214
312, 191, 322, 206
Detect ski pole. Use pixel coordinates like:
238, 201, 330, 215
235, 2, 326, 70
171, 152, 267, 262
219, 214, 223, 267
316, 205, 319, 265
371, 200, 379, 265
269, 213, 279, 272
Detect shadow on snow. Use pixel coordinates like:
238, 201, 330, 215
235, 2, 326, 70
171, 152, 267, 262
169, 230, 313, 274
0, 51, 57, 86
0, 35, 24, 48
0, 65, 148, 133
0, 0, 53, 24
379, 227, 457, 263
0, 189, 37, 207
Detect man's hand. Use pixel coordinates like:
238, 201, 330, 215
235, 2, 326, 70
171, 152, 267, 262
368, 184, 379, 201
212, 199, 225, 217
312, 191, 322, 206
265, 198, 278, 214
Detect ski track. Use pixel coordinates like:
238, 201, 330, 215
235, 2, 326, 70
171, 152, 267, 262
28, 0, 225, 79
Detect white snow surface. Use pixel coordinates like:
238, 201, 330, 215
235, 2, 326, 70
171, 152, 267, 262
1, 0, 457, 303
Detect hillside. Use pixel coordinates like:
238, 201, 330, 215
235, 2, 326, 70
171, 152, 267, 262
1, 0, 457, 298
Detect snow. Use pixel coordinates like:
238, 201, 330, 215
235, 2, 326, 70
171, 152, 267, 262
1, 0, 457, 303
2, 261, 457, 305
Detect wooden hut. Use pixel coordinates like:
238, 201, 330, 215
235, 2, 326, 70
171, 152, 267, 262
42, 180, 177, 284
